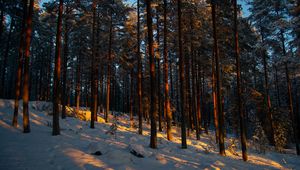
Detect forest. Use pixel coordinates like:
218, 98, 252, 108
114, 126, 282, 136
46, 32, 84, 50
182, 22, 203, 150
0, 0, 300, 169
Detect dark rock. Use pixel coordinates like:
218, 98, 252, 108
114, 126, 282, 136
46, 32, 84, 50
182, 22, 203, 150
130, 150, 144, 158
92, 151, 102, 156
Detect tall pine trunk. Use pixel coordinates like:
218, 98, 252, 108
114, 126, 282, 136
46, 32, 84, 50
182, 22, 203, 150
52, 0, 63, 136
137, 0, 143, 135
13, 0, 27, 127
61, 20, 69, 119
75, 53, 81, 114
105, 4, 113, 123
146, 0, 158, 149
163, 0, 172, 141
22, 0, 34, 133
233, 0, 247, 161
90, 0, 97, 128
178, 0, 187, 149
156, 13, 162, 132
285, 63, 300, 155
261, 31, 275, 145
211, 2, 225, 155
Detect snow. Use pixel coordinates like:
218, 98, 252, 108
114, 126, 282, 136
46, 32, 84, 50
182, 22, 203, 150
0, 99, 299, 170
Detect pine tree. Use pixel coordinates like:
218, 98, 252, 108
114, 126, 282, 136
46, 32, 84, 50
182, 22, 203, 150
52, 0, 64, 136
12, 0, 28, 127
146, 0, 158, 149
178, 0, 187, 149
233, 0, 247, 161
211, 0, 225, 156
22, 0, 35, 133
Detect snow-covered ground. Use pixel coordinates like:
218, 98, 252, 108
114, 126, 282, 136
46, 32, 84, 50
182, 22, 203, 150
0, 99, 299, 170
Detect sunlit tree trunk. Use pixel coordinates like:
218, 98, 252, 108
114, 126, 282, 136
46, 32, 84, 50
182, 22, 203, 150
285, 63, 300, 155
211, 2, 225, 155
22, 0, 34, 133
52, 0, 63, 136
163, 0, 172, 141
146, 0, 158, 149
234, 0, 247, 161
13, 0, 27, 127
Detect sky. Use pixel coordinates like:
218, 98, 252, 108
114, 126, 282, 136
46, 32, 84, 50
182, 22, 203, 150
40, 0, 251, 17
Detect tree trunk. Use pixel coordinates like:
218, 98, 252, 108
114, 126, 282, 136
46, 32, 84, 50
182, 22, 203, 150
146, 0, 158, 149
211, 2, 225, 155
130, 71, 134, 128
22, 0, 34, 133
260, 29, 275, 144
137, 0, 143, 135
13, 0, 27, 127
234, 0, 247, 161
212, 51, 219, 143
61, 20, 69, 119
90, 0, 97, 128
178, 0, 187, 149
156, 13, 162, 132
274, 66, 281, 107
285, 63, 300, 155
75, 53, 81, 114
163, 0, 172, 141
52, 0, 63, 136
105, 5, 113, 123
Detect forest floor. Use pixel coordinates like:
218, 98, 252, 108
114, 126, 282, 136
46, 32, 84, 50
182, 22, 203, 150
0, 99, 299, 170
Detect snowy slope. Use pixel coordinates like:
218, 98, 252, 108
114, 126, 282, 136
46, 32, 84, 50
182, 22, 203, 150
0, 99, 299, 170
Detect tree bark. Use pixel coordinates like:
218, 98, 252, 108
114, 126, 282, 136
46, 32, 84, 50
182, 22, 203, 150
285, 63, 300, 155
146, 0, 158, 149
211, 2, 225, 155
260, 30, 275, 145
22, 0, 34, 133
178, 0, 187, 149
52, 0, 63, 136
234, 0, 247, 161
105, 4, 113, 123
90, 0, 97, 128
61, 19, 69, 119
163, 0, 172, 141
130, 71, 134, 128
137, 0, 143, 135
156, 13, 162, 132
13, 0, 27, 127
